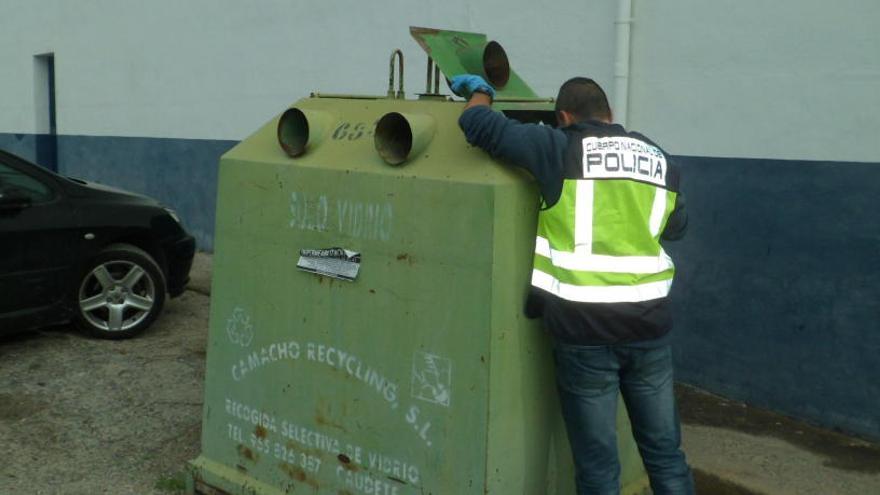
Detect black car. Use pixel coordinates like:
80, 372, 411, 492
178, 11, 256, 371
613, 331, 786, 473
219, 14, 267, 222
0, 149, 195, 339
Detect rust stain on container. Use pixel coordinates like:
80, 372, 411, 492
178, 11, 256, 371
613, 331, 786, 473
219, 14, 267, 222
337, 453, 358, 472
280, 462, 320, 489
237, 444, 258, 462
281, 463, 307, 481
255, 424, 268, 439
395, 253, 415, 266
315, 410, 348, 433
315, 401, 349, 432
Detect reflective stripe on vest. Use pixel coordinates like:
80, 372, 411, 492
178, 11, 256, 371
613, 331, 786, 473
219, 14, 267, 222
531, 269, 673, 303
532, 136, 677, 303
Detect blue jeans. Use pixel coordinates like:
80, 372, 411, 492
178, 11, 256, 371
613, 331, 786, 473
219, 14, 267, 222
553, 341, 695, 495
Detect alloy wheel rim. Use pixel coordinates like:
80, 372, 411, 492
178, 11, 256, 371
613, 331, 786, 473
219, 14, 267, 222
78, 261, 156, 332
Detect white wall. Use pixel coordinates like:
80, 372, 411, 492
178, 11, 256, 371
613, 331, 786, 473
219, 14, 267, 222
2, 0, 878, 163
628, 0, 880, 162
0, 0, 615, 140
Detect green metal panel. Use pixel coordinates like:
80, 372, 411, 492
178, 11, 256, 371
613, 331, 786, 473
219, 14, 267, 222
410, 27, 538, 99
187, 94, 649, 494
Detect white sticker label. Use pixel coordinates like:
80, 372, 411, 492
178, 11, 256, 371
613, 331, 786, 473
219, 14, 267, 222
297, 247, 361, 281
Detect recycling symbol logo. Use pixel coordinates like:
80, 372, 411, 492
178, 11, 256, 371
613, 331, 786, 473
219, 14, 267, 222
226, 307, 255, 347
411, 351, 452, 407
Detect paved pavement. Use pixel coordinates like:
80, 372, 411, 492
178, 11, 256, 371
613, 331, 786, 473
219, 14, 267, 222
0, 277, 211, 494
678, 385, 880, 494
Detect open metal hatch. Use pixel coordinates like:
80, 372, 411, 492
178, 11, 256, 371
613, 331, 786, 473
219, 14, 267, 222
410, 26, 539, 99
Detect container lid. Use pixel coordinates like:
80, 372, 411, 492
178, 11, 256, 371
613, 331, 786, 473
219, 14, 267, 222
410, 26, 539, 99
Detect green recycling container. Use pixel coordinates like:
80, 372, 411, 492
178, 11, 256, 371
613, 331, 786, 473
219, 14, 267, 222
187, 28, 650, 495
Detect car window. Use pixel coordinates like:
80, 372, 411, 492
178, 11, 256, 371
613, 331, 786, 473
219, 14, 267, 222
0, 162, 55, 203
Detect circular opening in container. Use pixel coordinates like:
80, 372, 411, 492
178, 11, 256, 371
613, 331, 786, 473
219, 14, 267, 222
483, 41, 510, 88
374, 112, 412, 166
277, 108, 309, 157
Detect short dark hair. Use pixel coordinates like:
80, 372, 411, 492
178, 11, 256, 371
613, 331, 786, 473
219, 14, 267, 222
555, 77, 611, 122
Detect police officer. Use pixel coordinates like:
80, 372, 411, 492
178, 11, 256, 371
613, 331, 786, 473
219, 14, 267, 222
451, 74, 694, 495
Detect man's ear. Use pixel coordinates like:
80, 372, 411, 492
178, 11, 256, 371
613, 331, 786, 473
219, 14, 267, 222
556, 110, 575, 127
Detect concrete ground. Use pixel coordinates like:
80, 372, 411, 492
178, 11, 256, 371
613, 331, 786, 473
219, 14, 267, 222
1, 252, 878, 494
0, 257, 212, 495
679, 385, 880, 495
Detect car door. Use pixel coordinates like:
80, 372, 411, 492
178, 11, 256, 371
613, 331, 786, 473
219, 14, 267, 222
0, 155, 80, 330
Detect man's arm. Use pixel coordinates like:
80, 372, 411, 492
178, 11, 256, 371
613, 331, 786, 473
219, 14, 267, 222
464, 92, 492, 111
657, 157, 687, 241
451, 74, 568, 206
458, 100, 568, 206
661, 194, 688, 241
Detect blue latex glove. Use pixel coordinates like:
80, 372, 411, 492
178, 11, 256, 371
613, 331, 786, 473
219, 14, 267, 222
450, 74, 496, 100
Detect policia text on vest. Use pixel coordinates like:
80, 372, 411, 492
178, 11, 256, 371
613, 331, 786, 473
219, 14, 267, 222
582, 136, 667, 186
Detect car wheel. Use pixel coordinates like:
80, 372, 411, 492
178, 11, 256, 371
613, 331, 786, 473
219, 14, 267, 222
74, 243, 166, 339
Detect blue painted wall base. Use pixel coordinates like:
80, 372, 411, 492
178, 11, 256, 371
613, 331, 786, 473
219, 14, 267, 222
0, 133, 40, 163
2, 133, 878, 441
668, 156, 880, 441
0, 133, 236, 251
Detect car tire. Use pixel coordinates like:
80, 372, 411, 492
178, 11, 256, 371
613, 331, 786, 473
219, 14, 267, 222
74, 243, 167, 339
